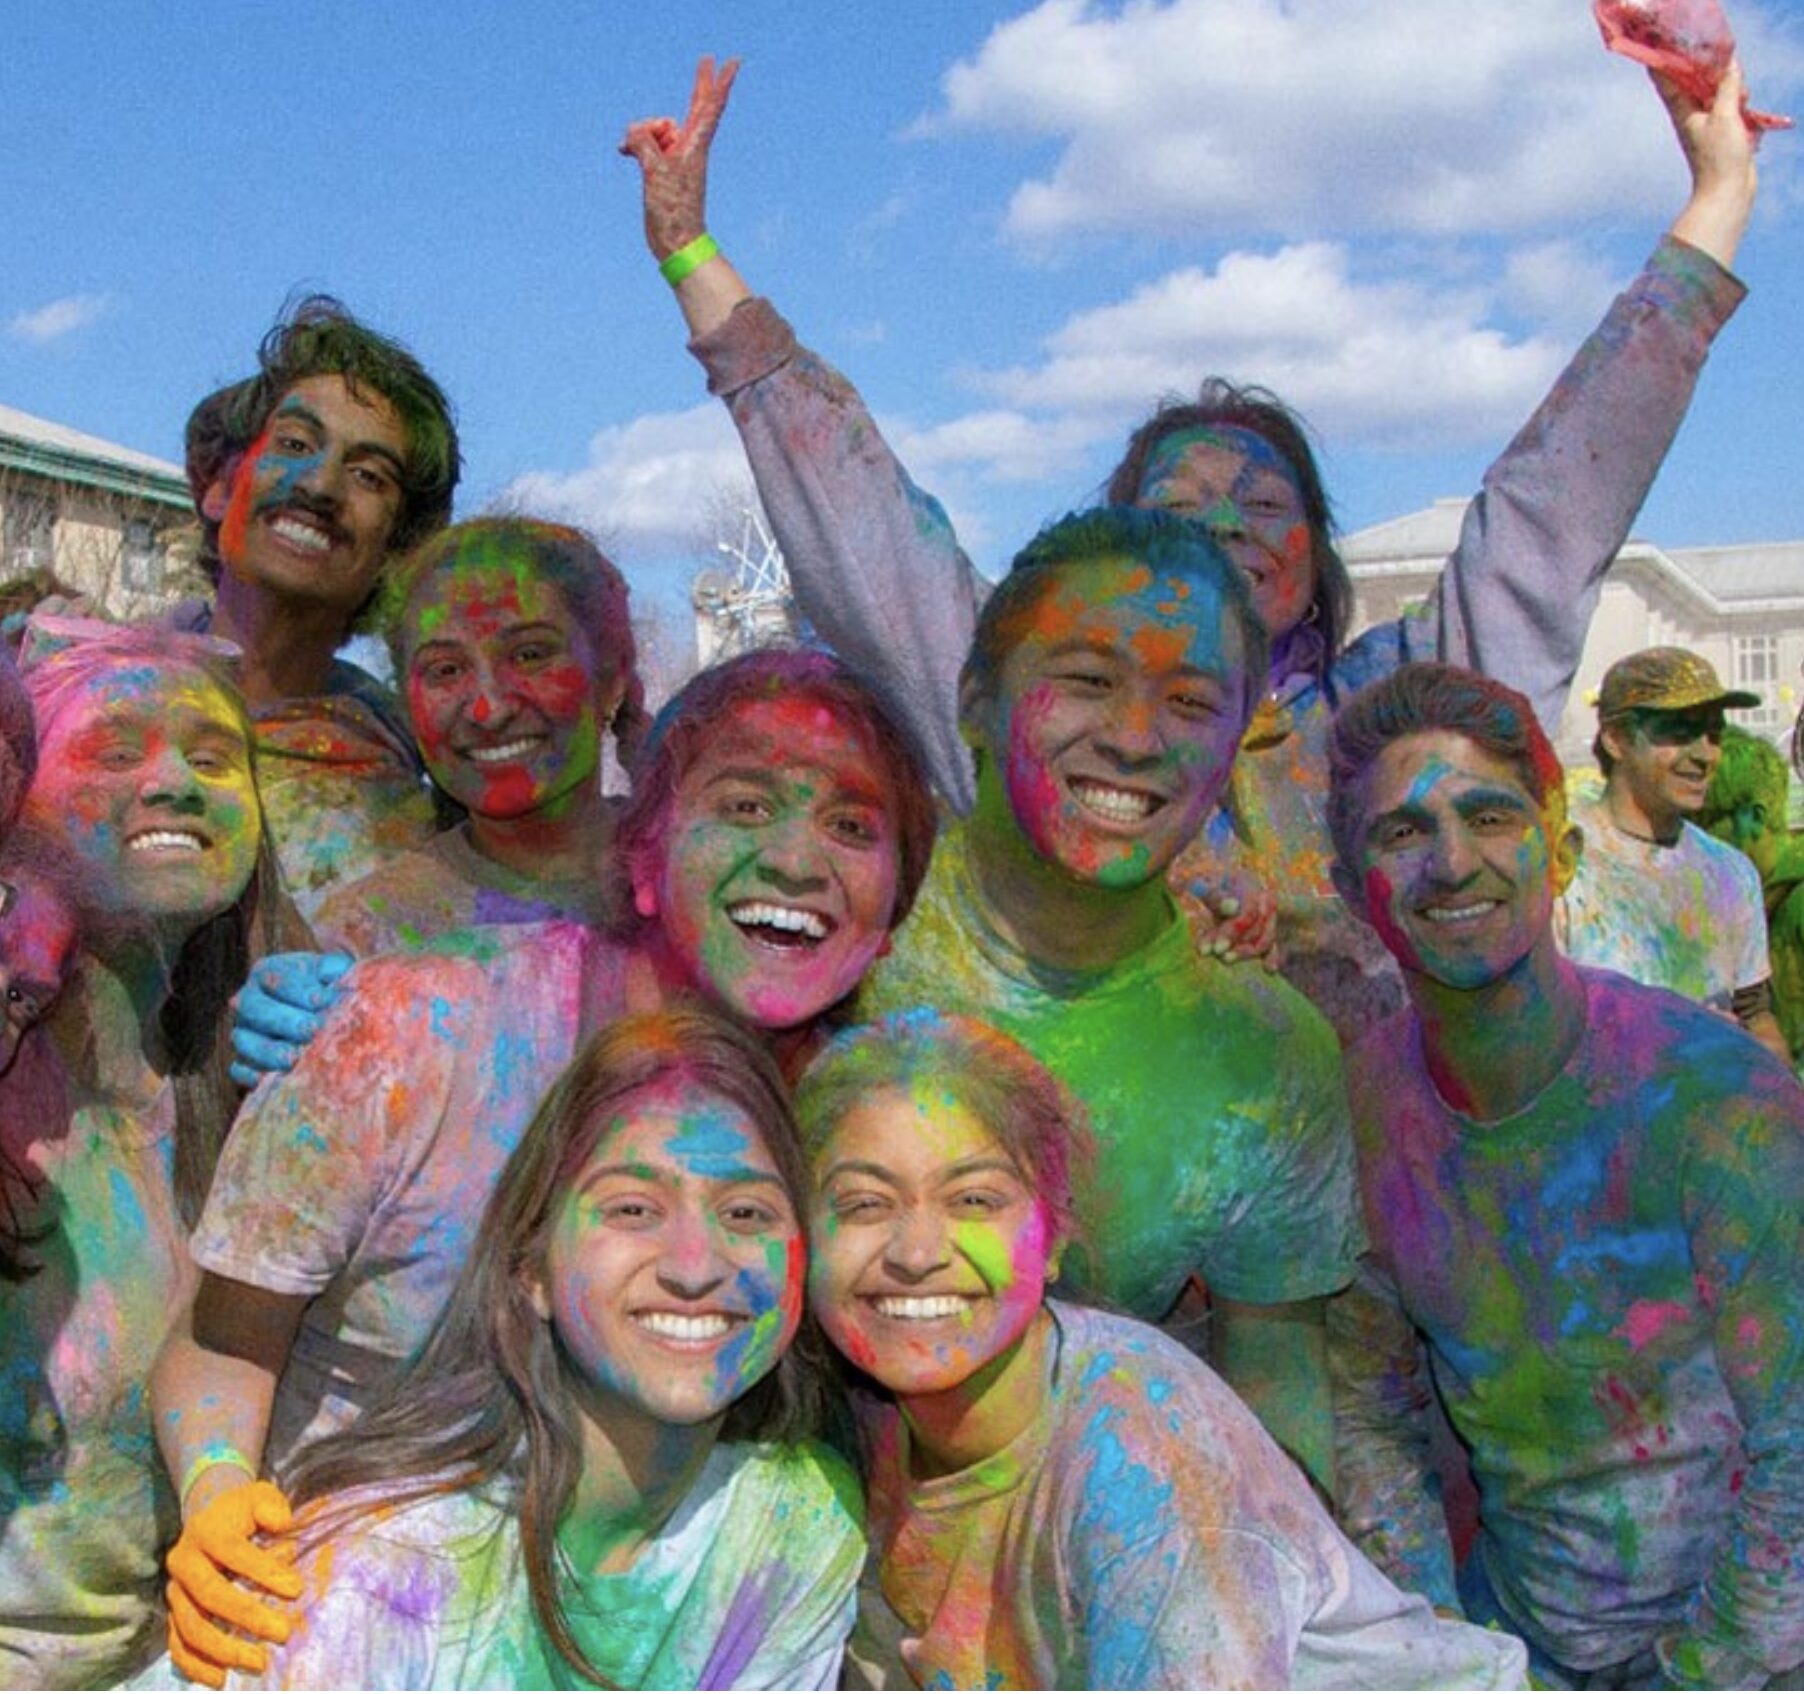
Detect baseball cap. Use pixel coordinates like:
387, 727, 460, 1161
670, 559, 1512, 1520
1596, 646, 1759, 722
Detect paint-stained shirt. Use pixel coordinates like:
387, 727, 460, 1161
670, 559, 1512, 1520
192, 922, 626, 1467
1332, 969, 1804, 1687
857, 823, 1360, 1321
145, 1441, 860, 1691
0, 1048, 192, 1689
690, 238, 1744, 1046
1558, 797, 1770, 1012
849, 1301, 1524, 1691
312, 820, 617, 955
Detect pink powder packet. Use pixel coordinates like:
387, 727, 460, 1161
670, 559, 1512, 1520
1594, 0, 1792, 134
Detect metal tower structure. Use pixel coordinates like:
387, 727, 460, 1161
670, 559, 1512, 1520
691, 500, 798, 667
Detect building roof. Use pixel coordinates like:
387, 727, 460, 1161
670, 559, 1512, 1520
1341, 498, 1804, 612
0, 401, 188, 507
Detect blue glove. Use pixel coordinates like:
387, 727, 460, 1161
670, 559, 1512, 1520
229, 951, 354, 1089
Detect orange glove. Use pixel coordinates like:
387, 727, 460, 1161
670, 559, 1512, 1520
165, 1478, 302, 1689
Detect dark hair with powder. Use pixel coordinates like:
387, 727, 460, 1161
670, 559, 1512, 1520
617, 647, 939, 937
282, 1007, 831, 1688
185, 293, 460, 595
962, 505, 1269, 733
1105, 380, 1349, 679
794, 1008, 1095, 1247
1326, 661, 1564, 873
378, 516, 651, 772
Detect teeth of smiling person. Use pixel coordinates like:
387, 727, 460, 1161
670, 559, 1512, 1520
635, 1311, 733, 1341
466, 739, 541, 763
727, 901, 829, 940
1069, 779, 1159, 823
1421, 901, 1501, 924
127, 830, 205, 854
874, 1295, 973, 1320
269, 516, 332, 554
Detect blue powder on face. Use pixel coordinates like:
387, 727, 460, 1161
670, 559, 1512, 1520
667, 1105, 753, 1177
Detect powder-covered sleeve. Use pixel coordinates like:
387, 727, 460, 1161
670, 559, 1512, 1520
1059, 1339, 1520, 1689
190, 957, 471, 1296
1328, 1257, 1461, 1612
1199, 986, 1362, 1304
689, 297, 981, 814
1661, 1054, 1804, 1687
729, 1442, 866, 1691
1423, 236, 1745, 736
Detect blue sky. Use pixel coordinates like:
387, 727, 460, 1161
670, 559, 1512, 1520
4, 0, 1800, 646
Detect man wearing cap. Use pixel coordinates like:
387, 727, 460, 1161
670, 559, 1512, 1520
1559, 645, 1789, 1062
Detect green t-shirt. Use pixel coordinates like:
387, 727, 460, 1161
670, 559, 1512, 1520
859, 823, 1361, 1320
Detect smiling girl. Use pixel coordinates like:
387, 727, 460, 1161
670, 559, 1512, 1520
152, 647, 936, 1685
795, 1011, 1526, 1690
0, 622, 306, 1688
308, 517, 648, 955
167, 1009, 860, 1690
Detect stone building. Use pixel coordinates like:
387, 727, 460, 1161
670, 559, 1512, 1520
0, 401, 200, 621
1343, 498, 1804, 769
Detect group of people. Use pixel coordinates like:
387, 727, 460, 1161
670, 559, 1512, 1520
1, 42, 1798, 1694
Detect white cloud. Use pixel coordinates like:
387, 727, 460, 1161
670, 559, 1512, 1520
8, 293, 110, 344
964, 242, 1569, 449
502, 403, 752, 554
923, 0, 1797, 243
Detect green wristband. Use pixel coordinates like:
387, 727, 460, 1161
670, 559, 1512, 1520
179, 1442, 256, 1512
659, 232, 720, 287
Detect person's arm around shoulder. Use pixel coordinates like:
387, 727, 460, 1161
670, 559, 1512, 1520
152, 1277, 308, 1687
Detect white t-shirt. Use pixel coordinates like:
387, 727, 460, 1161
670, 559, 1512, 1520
1559, 798, 1768, 1012
191, 923, 621, 1464
851, 1301, 1526, 1690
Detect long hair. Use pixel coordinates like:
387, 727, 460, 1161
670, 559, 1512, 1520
377, 516, 651, 773
282, 1008, 832, 1687
18, 621, 313, 1226
1104, 380, 1349, 681
616, 648, 939, 938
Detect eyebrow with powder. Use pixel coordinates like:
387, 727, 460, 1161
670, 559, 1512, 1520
274, 398, 407, 480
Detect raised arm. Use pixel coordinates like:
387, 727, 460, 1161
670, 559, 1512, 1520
1422, 62, 1755, 736
621, 57, 981, 810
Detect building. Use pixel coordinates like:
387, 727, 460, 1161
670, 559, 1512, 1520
0, 401, 200, 620
1343, 498, 1804, 769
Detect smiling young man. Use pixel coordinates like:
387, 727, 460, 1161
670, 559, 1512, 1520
1557, 645, 1788, 1061
179, 296, 461, 911
857, 507, 1359, 1496
1325, 661, 1804, 1689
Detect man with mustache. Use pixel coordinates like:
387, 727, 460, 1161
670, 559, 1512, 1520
1557, 645, 1789, 1061
181, 297, 461, 912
